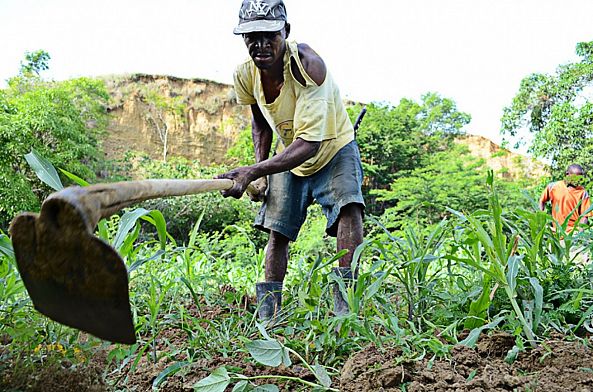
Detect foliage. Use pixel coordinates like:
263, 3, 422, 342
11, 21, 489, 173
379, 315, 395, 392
347, 93, 470, 213
0, 53, 110, 229
226, 126, 256, 166
123, 153, 261, 243
375, 144, 534, 230
501, 40, 593, 178
19, 50, 50, 77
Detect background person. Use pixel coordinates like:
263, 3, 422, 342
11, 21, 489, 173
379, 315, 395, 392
539, 164, 592, 263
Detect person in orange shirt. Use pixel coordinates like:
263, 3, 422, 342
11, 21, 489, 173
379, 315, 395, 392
539, 164, 591, 264
539, 164, 591, 232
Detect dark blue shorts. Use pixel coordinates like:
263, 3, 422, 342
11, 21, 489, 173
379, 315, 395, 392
254, 140, 365, 241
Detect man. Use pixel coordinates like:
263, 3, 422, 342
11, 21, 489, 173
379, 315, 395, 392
540, 164, 591, 263
217, 0, 365, 319
539, 164, 591, 231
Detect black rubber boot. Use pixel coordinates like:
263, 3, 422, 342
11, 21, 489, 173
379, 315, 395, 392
256, 281, 283, 321
332, 267, 355, 316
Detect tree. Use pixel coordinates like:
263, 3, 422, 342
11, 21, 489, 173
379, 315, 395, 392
374, 145, 532, 231
19, 50, 51, 77
142, 89, 186, 162
0, 53, 110, 229
501, 41, 593, 178
348, 92, 470, 213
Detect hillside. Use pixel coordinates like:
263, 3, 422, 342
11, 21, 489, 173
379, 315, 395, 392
101, 74, 547, 178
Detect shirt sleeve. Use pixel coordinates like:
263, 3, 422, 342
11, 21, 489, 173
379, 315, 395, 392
540, 183, 552, 205
233, 65, 257, 106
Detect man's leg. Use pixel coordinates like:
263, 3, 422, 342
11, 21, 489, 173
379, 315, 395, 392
256, 230, 291, 321
265, 230, 290, 282
333, 203, 364, 315
337, 203, 364, 268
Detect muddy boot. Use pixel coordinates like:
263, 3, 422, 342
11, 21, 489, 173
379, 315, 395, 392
332, 267, 355, 316
256, 281, 283, 321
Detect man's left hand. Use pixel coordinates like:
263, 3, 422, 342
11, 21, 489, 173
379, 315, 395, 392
216, 166, 257, 199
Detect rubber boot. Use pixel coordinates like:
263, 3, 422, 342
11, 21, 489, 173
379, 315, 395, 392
256, 281, 283, 321
332, 267, 355, 316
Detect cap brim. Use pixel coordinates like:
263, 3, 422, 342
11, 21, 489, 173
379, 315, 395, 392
233, 19, 285, 35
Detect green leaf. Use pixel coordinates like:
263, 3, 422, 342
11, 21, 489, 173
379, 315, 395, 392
252, 385, 279, 392
313, 364, 332, 388
529, 277, 543, 332
152, 361, 188, 390
113, 208, 150, 250
246, 339, 284, 367
194, 367, 231, 392
231, 381, 253, 392
24, 148, 63, 191
460, 316, 505, 348
59, 168, 89, 186
128, 250, 165, 274
0, 234, 14, 260
142, 210, 168, 250
506, 255, 521, 294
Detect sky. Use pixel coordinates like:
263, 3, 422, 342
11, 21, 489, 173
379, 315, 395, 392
1, 0, 592, 148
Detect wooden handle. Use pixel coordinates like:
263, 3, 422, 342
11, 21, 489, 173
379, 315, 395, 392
43, 179, 236, 229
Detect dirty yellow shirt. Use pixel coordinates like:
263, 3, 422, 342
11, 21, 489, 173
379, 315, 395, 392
233, 41, 354, 176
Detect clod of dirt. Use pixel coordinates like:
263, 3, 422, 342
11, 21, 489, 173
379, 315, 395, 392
340, 333, 593, 392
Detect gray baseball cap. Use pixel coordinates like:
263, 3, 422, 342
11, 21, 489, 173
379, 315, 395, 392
233, 0, 287, 35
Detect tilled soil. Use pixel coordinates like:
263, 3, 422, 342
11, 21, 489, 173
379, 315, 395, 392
4, 325, 593, 391
340, 333, 593, 392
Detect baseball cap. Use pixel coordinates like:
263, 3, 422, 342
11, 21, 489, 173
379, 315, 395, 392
233, 0, 287, 35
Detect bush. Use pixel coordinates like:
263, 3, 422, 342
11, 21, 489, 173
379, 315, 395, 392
0, 76, 109, 229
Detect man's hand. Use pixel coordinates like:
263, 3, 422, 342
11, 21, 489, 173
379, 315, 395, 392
216, 166, 258, 199
246, 176, 268, 202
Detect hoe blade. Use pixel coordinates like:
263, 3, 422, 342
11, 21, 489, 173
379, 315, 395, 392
9, 199, 135, 344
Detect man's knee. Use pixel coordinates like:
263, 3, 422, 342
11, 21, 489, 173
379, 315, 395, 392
339, 203, 364, 225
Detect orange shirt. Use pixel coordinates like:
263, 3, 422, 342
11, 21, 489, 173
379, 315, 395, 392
540, 181, 591, 232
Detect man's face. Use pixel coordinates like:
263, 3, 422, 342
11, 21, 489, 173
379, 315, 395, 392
565, 169, 585, 187
243, 28, 287, 70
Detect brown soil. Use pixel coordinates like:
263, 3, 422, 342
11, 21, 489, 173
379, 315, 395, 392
340, 332, 593, 392
4, 327, 593, 391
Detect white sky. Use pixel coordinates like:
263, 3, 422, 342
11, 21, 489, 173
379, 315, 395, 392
1, 0, 591, 146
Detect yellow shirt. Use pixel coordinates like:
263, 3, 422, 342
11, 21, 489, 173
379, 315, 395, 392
233, 41, 354, 176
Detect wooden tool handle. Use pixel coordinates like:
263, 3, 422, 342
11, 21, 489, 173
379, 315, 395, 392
43, 179, 242, 230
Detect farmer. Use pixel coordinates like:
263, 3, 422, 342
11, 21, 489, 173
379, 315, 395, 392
217, 0, 365, 319
539, 164, 591, 263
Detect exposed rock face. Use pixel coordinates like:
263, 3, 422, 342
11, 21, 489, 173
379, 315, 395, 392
102, 74, 250, 164
455, 134, 548, 180
101, 74, 548, 178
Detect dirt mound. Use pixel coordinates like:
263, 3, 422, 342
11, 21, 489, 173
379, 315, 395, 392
340, 333, 593, 392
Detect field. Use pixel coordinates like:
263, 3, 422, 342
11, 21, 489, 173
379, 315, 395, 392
2, 166, 593, 392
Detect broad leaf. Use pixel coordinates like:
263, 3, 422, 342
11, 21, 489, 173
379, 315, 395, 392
0, 234, 14, 260
24, 148, 63, 191
231, 381, 253, 392
246, 339, 285, 367
194, 367, 231, 392
313, 364, 332, 388
252, 385, 279, 392
113, 208, 150, 250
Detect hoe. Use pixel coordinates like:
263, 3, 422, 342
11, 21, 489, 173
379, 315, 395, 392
8, 108, 367, 346
9, 178, 263, 345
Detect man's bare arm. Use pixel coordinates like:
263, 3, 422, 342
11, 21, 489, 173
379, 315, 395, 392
251, 104, 273, 163
218, 138, 320, 198
217, 103, 320, 198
